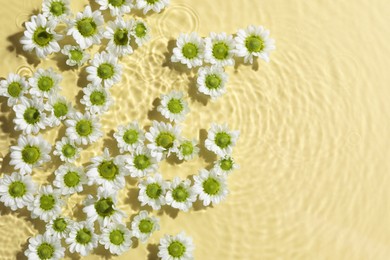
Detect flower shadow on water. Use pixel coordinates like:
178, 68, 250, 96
162, 39, 193, 75
103, 130, 120, 157
7, 31, 40, 68
198, 128, 217, 164
187, 75, 208, 106
15, 238, 29, 260
147, 243, 159, 260
147, 97, 168, 122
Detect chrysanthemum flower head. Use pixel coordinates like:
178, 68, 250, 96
42, 0, 71, 22
136, 0, 169, 14
205, 123, 239, 157
0, 73, 29, 107
204, 32, 236, 67
53, 164, 86, 195
158, 231, 194, 260
28, 185, 64, 222
171, 32, 204, 69
86, 51, 123, 88
80, 84, 113, 115
53, 137, 81, 163
125, 146, 158, 178
99, 223, 132, 255
45, 94, 74, 127
65, 112, 103, 145
46, 216, 73, 239
131, 210, 160, 242
61, 45, 90, 66
29, 67, 62, 98
24, 232, 65, 260
138, 173, 168, 210
157, 91, 190, 123
193, 169, 228, 206
196, 65, 228, 100
66, 221, 99, 256
165, 177, 197, 212
104, 17, 134, 57
173, 138, 199, 161
96, 0, 133, 17
113, 121, 145, 153
131, 19, 151, 46
214, 156, 239, 176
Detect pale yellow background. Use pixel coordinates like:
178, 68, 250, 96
1, 0, 390, 259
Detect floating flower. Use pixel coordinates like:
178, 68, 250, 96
66, 221, 98, 256
113, 121, 145, 153
80, 84, 113, 115
53, 137, 81, 163
196, 65, 228, 100
146, 121, 181, 161
173, 139, 199, 161
45, 94, 73, 127
131, 19, 151, 46
193, 169, 228, 206
205, 123, 239, 157
204, 32, 235, 67
124, 146, 158, 178
138, 173, 168, 210
53, 164, 86, 195
86, 51, 123, 88
158, 231, 194, 260
136, 0, 169, 14
28, 185, 64, 222
171, 32, 204, 68
104, 17, 134, 57
165, 177, 196, 212
0, 73, 29, 107
46, 216, 73, 239
157, 91, 190, 123
24, 232, 65, 260
61, 45, 90, 66
65, 112, 103, 145
213, 156, 238, 176
42, 0, 71, 22
99, 223, 132, 255
130, 210, 160, 243
29, 67, 62, 98
96, 0, 133, 17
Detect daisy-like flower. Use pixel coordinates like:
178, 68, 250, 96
165, 177, 196, 212
29, 67, 62, 98
173, 139, 199, 161
13, 98, 49, 135
193, 169, 228, 206
53, 137, 81, 163
28, 185, 64, 222
0, 73, 29, 107
65, 112, 103, 145
81, 84, 113, 115
86, 51, 122, 88
234, 25, 276, 64
24, 232, 65, 260
131, 19, 151, 46
99, 223, 132, 255
213, 156, 239, 176
171, 32, 204, 68
205, 123, 239, 157
83, 188, 126, 227
66, 221, 98, 256
61, 45, 90, 66
196, 65, 228, 100
157, 91, 190, 123
45, 94, 73, 127
42, 0, 71, 22
204, 32, 236, 67
104, 17, 134, 57
20, 14, 62, 58
0, 172, 36, 211
113, 121, 145, 153
46, 216, 73, 239
136, 0, 169, 14
125, 146, 157, 178
67, 6, 104, 49
53, 164, 86, 195
158, 231, 194, 260
96, 0, 133, 17
10, 135, 51, 175
138, 173, 168, 210
86, 148, 127, 190
146, 121, 181, 161
130, 210, 159, 243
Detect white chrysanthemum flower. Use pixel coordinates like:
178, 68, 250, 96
28, 185, 64, 222
65, 112, 103, 145
45, 94, 74, 127
46, 216, 73, 239
42, 0, 71, 22
204, 32, 236, 67
196, 66, 228, 100
124, 146, 157, 178
86, 51, 123, 88
145, 121, 181, 161
0, 172, 36, 211
24, 232, 65, 260
67, 6, 105, 49
171, 32, 204, 69
165, 177, 196, 212
99, 223, 132, 255
213, 156, 239, 176
138, 173, 168, 210
13, 98, 50, 135
205, 123, 239, 157
86, 148, 127, 190
10, 135, 51, 175
158, 231, 194, 260
97, 0, 133, 17
157, 91, 189, 123
53, 137, 81, 163
29, 67, 62, 98
234, 25, 276, 64
83, 188, 126, 227
80, 84, 113, 115
130, 210, 159, 243
61, 45, 90, 66
172, 139, 199, 161
104, 17, 134, 57
193, 169, 228, 206
66, 221, 98, 256
53, 164, 86, 195
113, 121, 145, 153
136, 0, 169, 14
0, 73, 29, 107
20, 14, 62, 58
131, 19, 151, 46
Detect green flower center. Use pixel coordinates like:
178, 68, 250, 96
212, 42, 229, 60
215, 132, 231, 148
146, 0, 159, 4
40, 194, 55, 211
139, 219, 153, 233
146, 183, 162, 199
134, 23, 147, 38
8, 181, 26, 198
37, 243, 54, 260
205, 74, 222, 90
63, 171, 80, 187
172, 186, 189, 202
23, 107, 40, 124
203, 177, 220, 195
70, 49, 83, 62
53, 102, 68, 118
156, 132, 175, 149
114, 29, 129, 46
22, 146, 40, 164
76, 228, 92, 244
97, 63, 115, 79
94, 197, 115, 217
123, 129, 138, 144
134, 154, 151, 170
77, 18, 97, 37
33, 27, 53, 47
182, 43, 198, 59
50, 1, 65, 16
7, 82, 22, 97
168, 241, 185, 258
75, 119, 92, 136
245, 35, 264, 53
167, 99, 183, 114
98, 161, 119, 180
90, 91, 106, 106
53, 217, 67, 232
38, 76, 54, 92
220, 158, 233, 171
109, 229, 125, 245
62, 144, 76, 158
109, 0, 125, 6
180, 141, 194, 156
